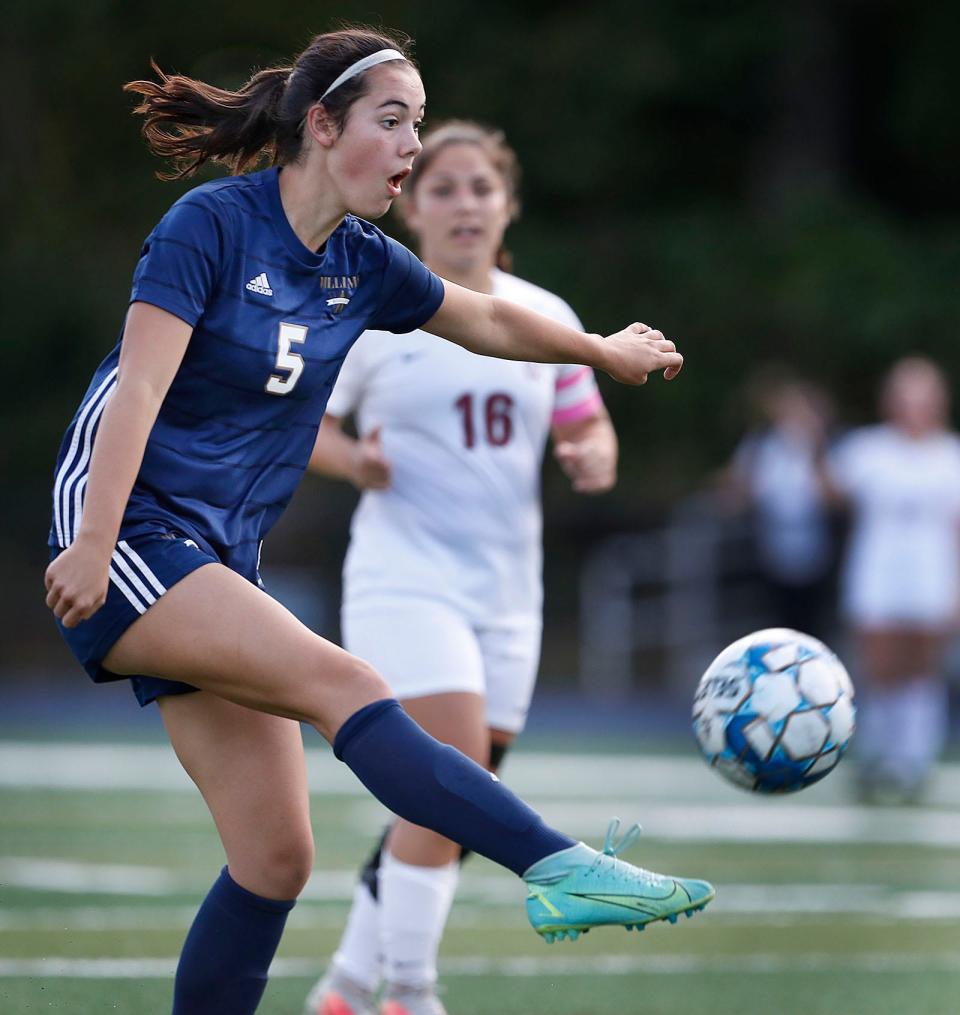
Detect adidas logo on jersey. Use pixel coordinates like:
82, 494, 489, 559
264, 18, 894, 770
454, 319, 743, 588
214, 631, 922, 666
245, 272, 273, 296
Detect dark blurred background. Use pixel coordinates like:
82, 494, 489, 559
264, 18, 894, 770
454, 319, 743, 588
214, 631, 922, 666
3, 0, 960, 719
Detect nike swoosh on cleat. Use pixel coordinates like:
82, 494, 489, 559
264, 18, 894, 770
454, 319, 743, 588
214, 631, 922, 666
569, 886, 687, 914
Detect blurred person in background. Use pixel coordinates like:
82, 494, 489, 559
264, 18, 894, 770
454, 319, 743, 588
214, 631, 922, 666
827, 357, 960, 803
304, 121, 618, 1015
719, 366, 838, 641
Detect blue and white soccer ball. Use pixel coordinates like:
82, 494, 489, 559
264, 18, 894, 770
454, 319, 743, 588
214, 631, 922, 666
692, 628, 856, 793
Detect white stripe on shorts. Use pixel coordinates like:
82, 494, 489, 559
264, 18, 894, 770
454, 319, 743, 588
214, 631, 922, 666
108, 541, 168, 617
117, 541, 167, 598
110, 552, 160, 610
108, 565, 148, 616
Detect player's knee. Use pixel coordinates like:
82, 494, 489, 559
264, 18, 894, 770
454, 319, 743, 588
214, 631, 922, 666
311, 655, 393, 742
348, 655, 393, 702
259, 830, 315, 899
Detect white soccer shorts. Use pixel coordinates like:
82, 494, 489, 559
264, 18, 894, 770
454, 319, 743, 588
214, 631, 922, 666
342, 596, 542, 734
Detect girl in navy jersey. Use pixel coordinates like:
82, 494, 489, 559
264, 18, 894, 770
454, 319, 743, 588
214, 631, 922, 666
305, 122, 618, 1015
44, 28, 710, 1015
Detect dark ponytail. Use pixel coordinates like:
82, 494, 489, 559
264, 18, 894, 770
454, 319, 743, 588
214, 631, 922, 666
125, 27, 415, 179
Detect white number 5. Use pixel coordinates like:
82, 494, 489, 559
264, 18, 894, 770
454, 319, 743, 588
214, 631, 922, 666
266, 322, 307, 396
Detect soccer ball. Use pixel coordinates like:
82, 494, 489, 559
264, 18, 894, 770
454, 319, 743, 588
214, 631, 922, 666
692, 628, 855, 793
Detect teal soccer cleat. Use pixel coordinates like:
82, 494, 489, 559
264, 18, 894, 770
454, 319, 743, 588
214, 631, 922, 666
523, 819, 715, 943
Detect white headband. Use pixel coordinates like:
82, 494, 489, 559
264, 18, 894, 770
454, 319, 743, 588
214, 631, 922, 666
320, 48, 406, 102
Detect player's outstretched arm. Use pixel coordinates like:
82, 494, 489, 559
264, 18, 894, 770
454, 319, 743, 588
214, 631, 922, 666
308, 415, 391, 490
422, 279, 683, 385
44, 302, 192, 628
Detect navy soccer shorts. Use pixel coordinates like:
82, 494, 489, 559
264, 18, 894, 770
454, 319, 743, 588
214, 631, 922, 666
52, 528, 221, 706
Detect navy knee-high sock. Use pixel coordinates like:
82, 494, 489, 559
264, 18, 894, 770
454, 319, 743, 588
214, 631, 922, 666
334, 699, 574, 875
173, 866, 295, 1015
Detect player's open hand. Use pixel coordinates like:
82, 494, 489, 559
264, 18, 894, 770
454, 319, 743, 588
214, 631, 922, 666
350, 426, 392, 490
602, 323, 682, 386
44, 539, 111, 628
554, 436, 617, 493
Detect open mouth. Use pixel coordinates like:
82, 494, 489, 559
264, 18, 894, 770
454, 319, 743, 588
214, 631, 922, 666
387, 168, 411, 196
451, 225, 483, 240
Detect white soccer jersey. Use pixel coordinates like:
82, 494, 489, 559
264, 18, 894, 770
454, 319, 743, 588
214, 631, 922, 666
829, 424, 960, 625
327, 268, 603, 625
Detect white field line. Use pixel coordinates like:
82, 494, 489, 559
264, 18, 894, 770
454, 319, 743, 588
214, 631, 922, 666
527, 800, 960, 848
340, 796, 960, 847
3, 875, 960, 923
2, 742, 960, 807
0, 860, 377, 900
3, 745, 960, 849
0, 906, 201, 930
0, 859, 179, 895
2, 953, 960, 979
0, 909, 947, 932
3, 797, 960, 852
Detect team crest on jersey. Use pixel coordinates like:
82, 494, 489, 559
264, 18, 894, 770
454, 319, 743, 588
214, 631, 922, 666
320, 274, 360, 314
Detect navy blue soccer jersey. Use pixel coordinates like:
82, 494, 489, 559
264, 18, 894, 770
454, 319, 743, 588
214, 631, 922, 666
50, 167, 444, 577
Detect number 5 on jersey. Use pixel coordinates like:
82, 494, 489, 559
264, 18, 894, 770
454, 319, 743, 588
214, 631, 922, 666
266, 322, 307, 395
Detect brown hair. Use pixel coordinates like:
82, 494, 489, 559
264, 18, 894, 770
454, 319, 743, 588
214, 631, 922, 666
124, 27, 416, 179
880, 355, 950, 425
400, 120, 521, 271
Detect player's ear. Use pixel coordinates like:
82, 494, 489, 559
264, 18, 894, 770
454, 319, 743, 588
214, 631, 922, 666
304, 103, 339, 149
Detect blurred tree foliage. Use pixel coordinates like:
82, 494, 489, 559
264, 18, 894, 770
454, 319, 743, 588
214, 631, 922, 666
3, 0, 959, 654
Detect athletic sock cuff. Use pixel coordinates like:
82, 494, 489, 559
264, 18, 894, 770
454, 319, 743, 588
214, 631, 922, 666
333, 698, 400, 760
219, 867, 297, 914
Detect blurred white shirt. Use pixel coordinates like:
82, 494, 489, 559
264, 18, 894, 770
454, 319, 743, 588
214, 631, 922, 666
829, 424, 960, 626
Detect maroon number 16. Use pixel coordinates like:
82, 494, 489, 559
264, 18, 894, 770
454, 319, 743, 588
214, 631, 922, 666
454, 392, 514, 448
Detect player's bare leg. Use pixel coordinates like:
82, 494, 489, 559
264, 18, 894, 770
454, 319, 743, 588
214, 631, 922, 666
145, 685, 314, 1012
104, 564, 389, 1014
104, 563, 391, 740
158, 691, 313, 900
